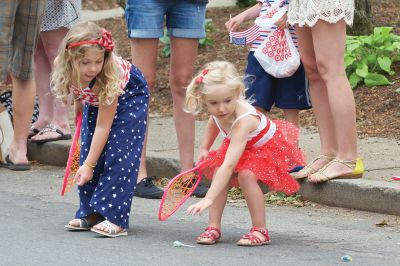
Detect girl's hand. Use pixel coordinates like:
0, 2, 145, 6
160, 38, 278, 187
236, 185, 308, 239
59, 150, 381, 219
74, 164, 94, 186
196, 148, 209, 165
275, 13, 288, 30
186, 198, 213, 215
225, 13, 246, 32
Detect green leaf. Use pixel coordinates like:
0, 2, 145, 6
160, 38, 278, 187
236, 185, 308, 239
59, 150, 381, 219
346, 42, 360, 53
364, 73, 391, 87
366, 54, 377, 65
355, 64, 368, 77
374, 27, 393, 37
395, 87, 400, 93
377, 56, 393, 74
344, 55, 355, 67
349, 72, 363, 88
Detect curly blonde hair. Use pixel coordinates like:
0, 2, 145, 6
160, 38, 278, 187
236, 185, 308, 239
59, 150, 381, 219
51, 21, 122, 105
185, 61, 248, 115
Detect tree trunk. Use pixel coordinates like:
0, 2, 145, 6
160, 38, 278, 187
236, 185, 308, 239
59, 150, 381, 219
347, 0, 374, 36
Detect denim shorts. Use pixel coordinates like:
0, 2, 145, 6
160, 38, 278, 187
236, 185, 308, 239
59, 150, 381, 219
125, 0, 207, 39
245, 52, 312, 111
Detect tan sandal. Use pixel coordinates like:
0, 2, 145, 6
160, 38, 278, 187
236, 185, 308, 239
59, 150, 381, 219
308, 157, 364, 183
294, 155, 335, 179
196, 227, 221, 245
237, 226, 271, 247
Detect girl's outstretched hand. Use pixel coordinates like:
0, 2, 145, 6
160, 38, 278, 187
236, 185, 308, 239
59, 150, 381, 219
74, 165, 94, 186
196, 148, 209, 164
186, 198, 213, 215
225, 14, 245, 32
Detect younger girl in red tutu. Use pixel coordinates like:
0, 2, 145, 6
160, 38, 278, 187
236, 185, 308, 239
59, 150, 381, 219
185, 61, 304, 247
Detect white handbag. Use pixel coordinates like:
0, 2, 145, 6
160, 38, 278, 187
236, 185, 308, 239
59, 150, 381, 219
0, 103, 13, 163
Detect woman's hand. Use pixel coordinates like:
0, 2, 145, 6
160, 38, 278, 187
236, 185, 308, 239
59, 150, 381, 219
275, 13, 288, 30
186, 198, 213, 215
74, 164, 94, 186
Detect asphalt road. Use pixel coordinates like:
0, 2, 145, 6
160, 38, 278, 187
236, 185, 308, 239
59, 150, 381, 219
0, 165, 399, 266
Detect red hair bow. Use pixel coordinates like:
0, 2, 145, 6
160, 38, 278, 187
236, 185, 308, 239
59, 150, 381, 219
97, 30, 114, 52
67, 29, 114, 52
195, 69, 209, 84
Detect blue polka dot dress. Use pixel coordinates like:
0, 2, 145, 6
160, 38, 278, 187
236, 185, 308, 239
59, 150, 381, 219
72, 57, 149, 229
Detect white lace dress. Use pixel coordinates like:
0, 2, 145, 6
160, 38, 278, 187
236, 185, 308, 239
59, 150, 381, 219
287, 0, 354, 27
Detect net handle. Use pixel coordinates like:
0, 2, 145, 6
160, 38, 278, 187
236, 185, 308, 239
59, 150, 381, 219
158, 161, 206, 221
60, 112, 82, 196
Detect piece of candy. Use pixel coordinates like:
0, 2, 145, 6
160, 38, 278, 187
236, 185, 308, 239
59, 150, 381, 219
173, 240, 196, 248
341, 255, 352, 262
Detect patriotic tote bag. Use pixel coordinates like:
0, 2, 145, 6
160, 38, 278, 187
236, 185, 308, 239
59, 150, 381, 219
253, 1, 300, 78
254, 28, 300, 78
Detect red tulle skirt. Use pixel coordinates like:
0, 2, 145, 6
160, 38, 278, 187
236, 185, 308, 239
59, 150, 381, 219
200, 120, 305, 195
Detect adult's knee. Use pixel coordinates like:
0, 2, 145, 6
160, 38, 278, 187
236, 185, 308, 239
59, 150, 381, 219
169, 74, 192, 95
302, 62, 321, 83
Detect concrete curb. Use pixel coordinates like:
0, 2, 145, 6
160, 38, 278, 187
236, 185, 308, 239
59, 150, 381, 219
27, 141, 400, 216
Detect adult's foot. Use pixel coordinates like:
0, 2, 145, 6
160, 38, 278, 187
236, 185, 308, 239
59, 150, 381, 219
30, 124, 71, 143
134, 176, 164, 199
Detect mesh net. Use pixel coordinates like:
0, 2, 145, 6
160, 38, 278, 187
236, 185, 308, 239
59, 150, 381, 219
60, 112, 82, 196
159, 170, 202, 221
64, 142, 80, 193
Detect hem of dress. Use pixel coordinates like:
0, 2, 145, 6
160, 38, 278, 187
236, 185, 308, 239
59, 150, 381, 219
288, 16, 353, 28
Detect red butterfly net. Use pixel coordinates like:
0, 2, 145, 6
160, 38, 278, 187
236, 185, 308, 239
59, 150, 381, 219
60, 112, 82, 196
158, 162, 205, 221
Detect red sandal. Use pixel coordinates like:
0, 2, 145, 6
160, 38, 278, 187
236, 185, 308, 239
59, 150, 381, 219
196, 226, 221, 245
237, 226, 272, 247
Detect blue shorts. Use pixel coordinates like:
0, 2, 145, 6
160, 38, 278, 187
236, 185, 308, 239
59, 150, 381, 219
125, 0, 207, 39
245, 52, 311, 111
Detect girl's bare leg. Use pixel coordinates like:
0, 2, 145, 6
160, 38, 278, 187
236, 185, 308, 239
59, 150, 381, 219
237, 170, 267, 244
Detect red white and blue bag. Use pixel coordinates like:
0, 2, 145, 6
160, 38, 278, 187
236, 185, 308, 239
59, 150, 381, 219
253, 1, 300, 78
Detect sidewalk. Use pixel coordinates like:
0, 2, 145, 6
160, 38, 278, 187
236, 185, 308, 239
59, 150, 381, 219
26, 5, 400, 216
27, 114, 400, 216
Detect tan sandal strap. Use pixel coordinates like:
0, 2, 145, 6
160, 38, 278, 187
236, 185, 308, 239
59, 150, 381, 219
311, 155, 335, 164
331, 158, 357, 169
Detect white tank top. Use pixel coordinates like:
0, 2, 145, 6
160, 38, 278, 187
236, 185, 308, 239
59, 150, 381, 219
212, 105, 276, 147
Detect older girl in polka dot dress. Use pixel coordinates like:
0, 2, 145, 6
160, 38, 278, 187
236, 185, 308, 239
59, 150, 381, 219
185, 61, 304, 246
52, 22, 149, 237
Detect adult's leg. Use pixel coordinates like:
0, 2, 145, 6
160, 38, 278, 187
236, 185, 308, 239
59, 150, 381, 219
294, 26, 337, 177
32, 35, 52, 129
309, 20, 358, 178
9, 76, 35, 165
31, 28, 71, 142
169, 37, 198, 171
129, 38, 158, 182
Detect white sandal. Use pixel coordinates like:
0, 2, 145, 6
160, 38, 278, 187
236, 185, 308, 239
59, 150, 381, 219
90, 220, 128, 238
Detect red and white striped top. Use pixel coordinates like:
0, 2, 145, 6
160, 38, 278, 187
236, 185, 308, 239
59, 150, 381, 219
72, 56, 131, 106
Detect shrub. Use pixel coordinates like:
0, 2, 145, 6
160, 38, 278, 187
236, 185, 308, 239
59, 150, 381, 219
236, 0, 257, 7
345, 27, 400, 88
